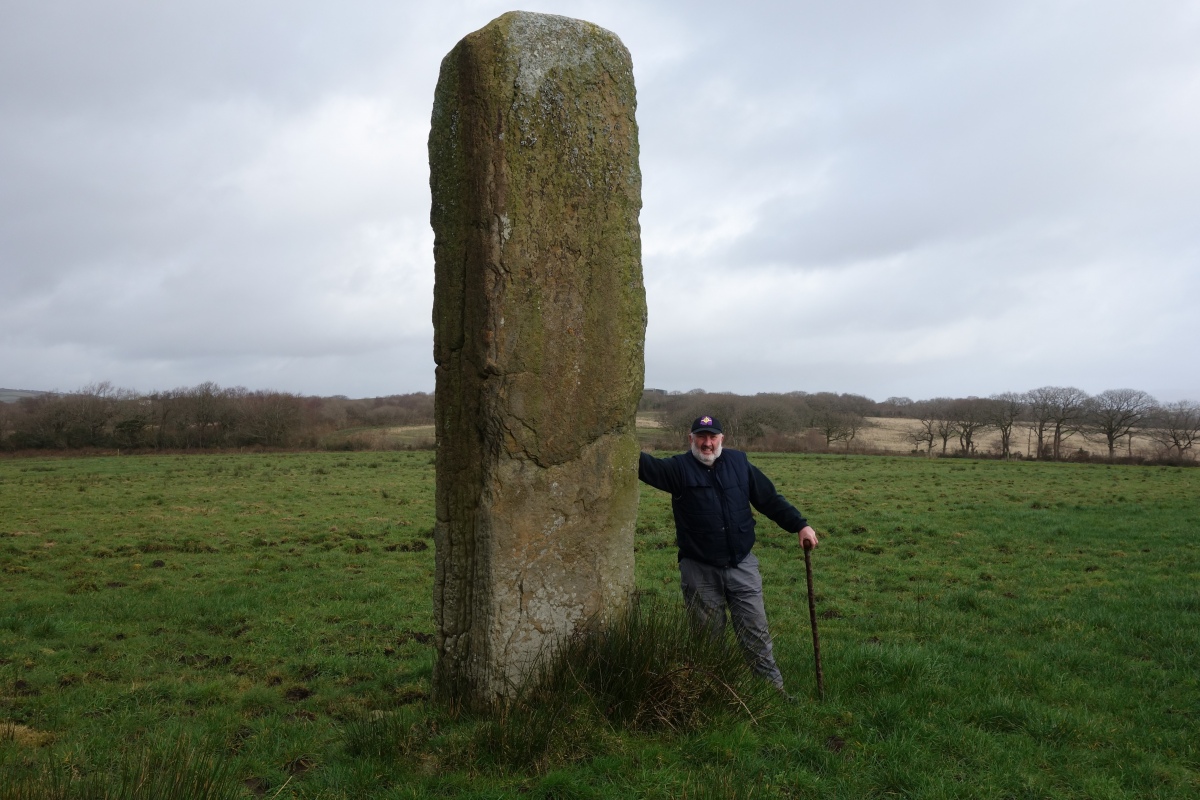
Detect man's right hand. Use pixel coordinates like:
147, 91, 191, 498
799, 525, 819, 551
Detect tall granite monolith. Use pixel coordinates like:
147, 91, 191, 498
429, 11, 646, 708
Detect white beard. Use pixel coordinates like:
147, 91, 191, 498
690, 441, 722, 466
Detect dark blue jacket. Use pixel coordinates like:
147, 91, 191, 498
638, 448, 807, 568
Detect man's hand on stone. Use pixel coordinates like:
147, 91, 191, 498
799, 526, 819, 551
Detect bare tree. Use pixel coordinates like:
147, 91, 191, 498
721, 394, 799, 443
812, 409, 865, 449
948, 397, 992, 455
0, 401, 11, 446
807, 394, 868, 450
193, 382, 227, 447
909, 399, 953, 455
1024, 387, 1058, 460
662, 392, 810, 447
1086, 389, 1156, 460
881, 396, 914, 418
1026, 386, 1089, 460
906, 413, 937, 455
1048, 387, 1090, 460
14, 394, 72, 448
847, 394, 877, 416
1147, 400, 1200, 459
666, 397, 733, 441
988, 392, 1025, 459
908, 398, 956, 455
148, 389, 185, 449
66, 382, 120, 446
239, 391, 302, 446
935, 417, 957, 456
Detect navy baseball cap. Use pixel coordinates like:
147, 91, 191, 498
690, 415, 722, 434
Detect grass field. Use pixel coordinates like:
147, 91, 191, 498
2, 451, 1198, 798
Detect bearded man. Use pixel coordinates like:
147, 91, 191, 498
638, 415, 819, 691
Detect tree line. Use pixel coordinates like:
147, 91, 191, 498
0, 382, 433, 451
639, 387, 1199, 462
2, 382, 1196, 462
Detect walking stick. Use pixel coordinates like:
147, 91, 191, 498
803, 542, 825, 701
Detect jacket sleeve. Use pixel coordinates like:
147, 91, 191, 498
746, 462, 807, 533
638, 451, 681, 494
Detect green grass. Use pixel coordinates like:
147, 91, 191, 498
1, 452, 1197, 797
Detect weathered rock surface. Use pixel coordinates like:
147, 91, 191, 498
429, 11, 646, 707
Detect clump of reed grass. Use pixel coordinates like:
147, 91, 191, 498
480, 595, 777, 771
0, 735, 237, 800
532, 593, 775, 732
344, 706, 439, 760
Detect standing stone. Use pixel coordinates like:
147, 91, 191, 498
429, 12, 646, 708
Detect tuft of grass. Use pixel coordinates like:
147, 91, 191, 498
344, 705, 437, 761
471, 596, 777, 773
0, 735, 238, 800
673, 768, 766, 800
533, 595, 776, 733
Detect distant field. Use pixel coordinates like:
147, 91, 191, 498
2, 452, 1198, 797
0, 389, 46, 404
856, 417, 1164, 458
319, 425, 436, 450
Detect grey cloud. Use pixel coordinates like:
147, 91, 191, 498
2, 0, 1197, 400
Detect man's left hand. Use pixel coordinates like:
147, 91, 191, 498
799, 525, 819, 551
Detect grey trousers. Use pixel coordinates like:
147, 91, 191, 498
678, 552, 784, 689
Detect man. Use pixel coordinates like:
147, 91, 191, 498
638, 415, 819, 691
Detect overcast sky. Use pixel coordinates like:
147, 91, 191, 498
3, 1, 1197, 402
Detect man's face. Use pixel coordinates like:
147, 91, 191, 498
689, 431, 724, 465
